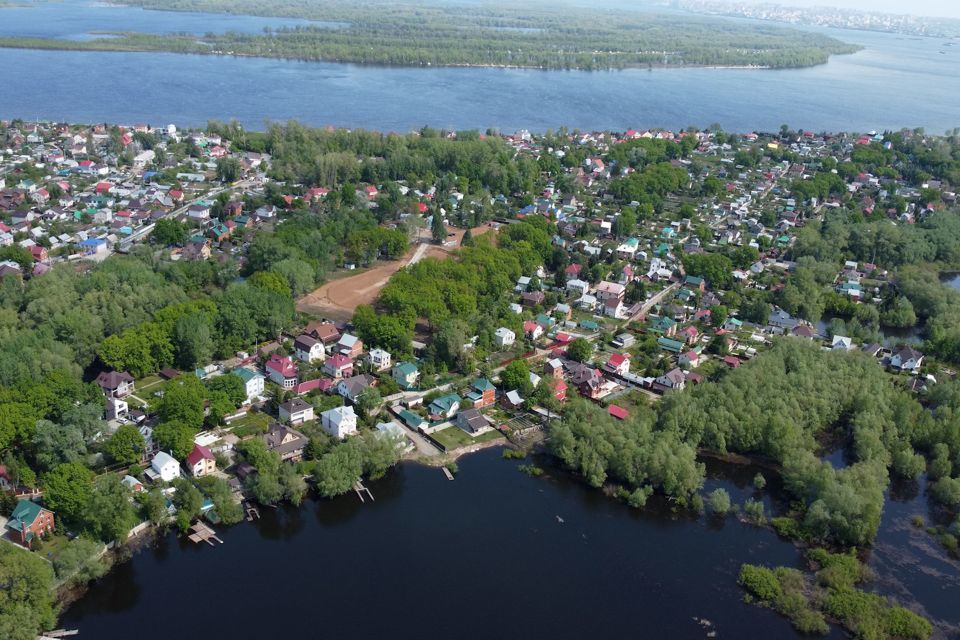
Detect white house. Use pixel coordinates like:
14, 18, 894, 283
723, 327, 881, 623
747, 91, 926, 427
494, 327, 516, 348
279, 398, 315, 426
293, 334, 325, 363
150, 451, 180, 483
368, 348, 392, 372
889, 346, 923, 373
320, 405, 358, 439
566, 279, 590, 296
232, 367, 264, 404
831, 335, 853, 351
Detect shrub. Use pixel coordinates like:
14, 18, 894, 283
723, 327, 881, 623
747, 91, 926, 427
738, 564, 782, 602
753, 472, 767, 490
707, 488, 732, 515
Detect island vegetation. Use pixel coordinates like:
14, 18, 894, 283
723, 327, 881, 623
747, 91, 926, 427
0, 0, 861, 70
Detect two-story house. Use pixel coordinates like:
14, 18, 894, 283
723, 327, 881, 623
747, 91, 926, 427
320, 405, 358, 439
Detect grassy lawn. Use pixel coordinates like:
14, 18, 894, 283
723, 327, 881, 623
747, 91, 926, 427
227, 411, 272, 437
135, 375, 164, 393
431, 425, 505, 450
36, 533, 71, 564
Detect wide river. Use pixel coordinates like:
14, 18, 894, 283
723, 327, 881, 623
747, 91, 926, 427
0, 1, 958, 132
60, 449, 959, 639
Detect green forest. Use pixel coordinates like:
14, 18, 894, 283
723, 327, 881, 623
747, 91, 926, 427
548, 339, 960, 549
0, 0, 860, 70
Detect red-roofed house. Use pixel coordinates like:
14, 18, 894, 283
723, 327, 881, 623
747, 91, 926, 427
186, 444, 216, 477
523, 321, 543, 340
28, 245, 48, 262
323, 354, 354, 380
553, 379, 568, 402
95, 182, 112, 194
679, 351, 700, 368
722, 356, 741, 369
265, 354, 297, 389
604, 353, 631, 376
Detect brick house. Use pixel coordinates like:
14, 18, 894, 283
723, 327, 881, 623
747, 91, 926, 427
5, 500, 54, 548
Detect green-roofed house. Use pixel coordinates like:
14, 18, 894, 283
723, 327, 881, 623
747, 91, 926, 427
657, 337, 685, 354
684, 275, 706, 292
392, 362, 420, 391
676, 288, 696, 303
428, 394, 461, 421
648, 315, 677, 337
465, 377, 496, 409
232, 367, 265, 404
5, 499, 54, 548
655, 242, 671, 256
398, 409, 426, 431
580, 319, 601, 332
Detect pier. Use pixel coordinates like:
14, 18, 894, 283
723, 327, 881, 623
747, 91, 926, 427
353, 479, 374, 502
441, 467, 455, 480
187, 521, 224, 546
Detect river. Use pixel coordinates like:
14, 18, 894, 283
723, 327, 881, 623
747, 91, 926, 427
0, 1, 958, 132
59, 449, 959, 639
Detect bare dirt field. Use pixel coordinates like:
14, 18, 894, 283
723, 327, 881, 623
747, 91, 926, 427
296, 223, 497, 323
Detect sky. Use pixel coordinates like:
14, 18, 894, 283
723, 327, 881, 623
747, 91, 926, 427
712, 0, 960, 19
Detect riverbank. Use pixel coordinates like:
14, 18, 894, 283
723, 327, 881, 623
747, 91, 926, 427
56, 446, 959, 639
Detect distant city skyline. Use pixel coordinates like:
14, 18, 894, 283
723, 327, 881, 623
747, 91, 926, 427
710, 0, 960, 20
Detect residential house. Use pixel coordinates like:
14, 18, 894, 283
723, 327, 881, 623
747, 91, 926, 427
320, 406, 358, 440
684, 275, 706, 292
337, 334, 364, 359
603, 297, 625, 319
337, 374, 374, 404
265, 353, 298, 389
186, 444, 216, 478
521, 291, 545, 307
150, 451, 181, 482
552, 379, 568, 402
305, 321, 341, 345
523, 320, 544, 341
323, 354, 354, 380
465, 378, 496, 409
494, 327, 516, 348
392, 362, 419, 390
612, 333, 636, 348
545, 358, 564, 379
232, 367, 265, 403
657, 337, 685, 354
604, 353, 631, 376
279, 398, 315, 425
679, 351, 701, 369
457, 408, 489, 434
96, 370, 135, 398
649, 316, 677, 337
653, 368, 686, 393
368, 348, 392, 372
105, 396, 128, 421
500, 389, 524, 410
595, 281, 626, 302
890, 346, 924, 373
831, 335, 853, 351
428, 394, 461, 421
5, 500, 54, 548
263, 423, 309, 461
293, 334, 325, 363
566, 278, 590, 296
680, 325, 700, 345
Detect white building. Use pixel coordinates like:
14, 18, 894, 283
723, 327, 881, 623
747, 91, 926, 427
150, 451, 181, 483
320, 405, 358, 439
232, 367, 264, 404
293, 335, 325, 363
368, 348, 392, 372
279, 398, 315, 426
494, 327, 516, 348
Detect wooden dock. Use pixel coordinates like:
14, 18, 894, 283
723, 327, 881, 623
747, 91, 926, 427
441, 467, 454, 480
39, 631, 78, 640
244, 501, 260, 521
187, 521, 223, 546
353, 479, 374, 503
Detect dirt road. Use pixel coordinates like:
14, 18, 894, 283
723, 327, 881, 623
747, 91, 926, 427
296, 223, 496, 322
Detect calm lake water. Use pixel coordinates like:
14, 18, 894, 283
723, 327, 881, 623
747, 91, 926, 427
0, 2, 958, 132
60, 449, 960, 639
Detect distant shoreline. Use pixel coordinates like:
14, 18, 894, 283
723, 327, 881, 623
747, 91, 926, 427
0, 38, 853, 72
